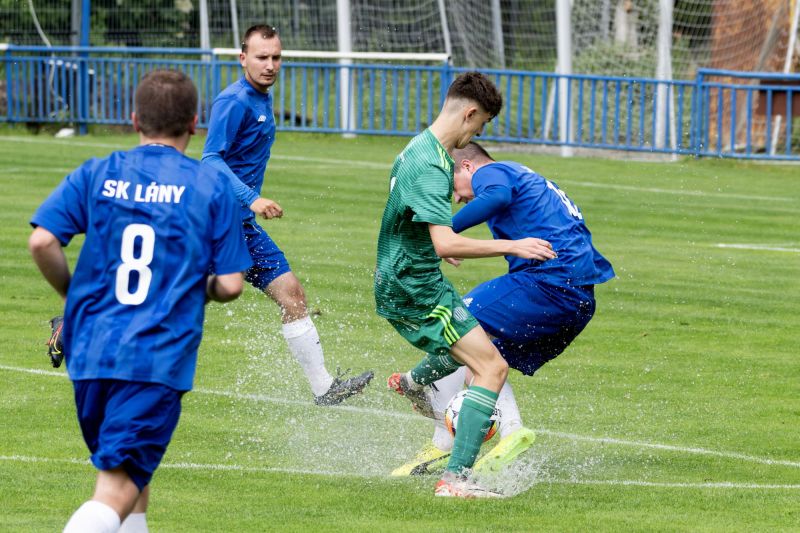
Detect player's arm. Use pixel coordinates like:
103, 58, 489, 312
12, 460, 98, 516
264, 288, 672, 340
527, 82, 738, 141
429, 224, 556, 261
28, 226, 70, 301
202, 153, 284, 220
206, 272, 244, 303
452, 184, 512, 233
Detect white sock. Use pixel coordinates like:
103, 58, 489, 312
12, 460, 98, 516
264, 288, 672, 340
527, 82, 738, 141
429, 366, 466, 451
496, 380, 524, 439
432, 425, 454, 452
64, 500, 121, 533
282, 316, 334, 397
118, 513, 148, 533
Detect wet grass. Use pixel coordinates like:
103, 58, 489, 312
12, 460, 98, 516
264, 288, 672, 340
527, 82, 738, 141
1, 130, 798, 531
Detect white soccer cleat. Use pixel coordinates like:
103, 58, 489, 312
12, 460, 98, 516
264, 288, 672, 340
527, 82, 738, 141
434, 471, 505, 499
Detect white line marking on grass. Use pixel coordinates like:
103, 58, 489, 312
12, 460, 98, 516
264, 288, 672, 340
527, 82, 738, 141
3, 363, 799, 469
196, 387, 419, 420
715, 243, 800, 253
534, 429, 800, 468
0, 167, 74, 174
2, 455, 799, 490
557, 180, 793, 202
0, 136, 132, 150
270, 154, 390, 170
0, 136, 392, 170
547, 479, 800, 490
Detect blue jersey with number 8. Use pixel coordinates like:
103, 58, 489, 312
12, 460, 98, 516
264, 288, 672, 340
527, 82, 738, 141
31, 145, 252, 391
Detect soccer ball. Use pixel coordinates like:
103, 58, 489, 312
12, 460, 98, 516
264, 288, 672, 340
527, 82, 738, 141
443, 389, 500, 442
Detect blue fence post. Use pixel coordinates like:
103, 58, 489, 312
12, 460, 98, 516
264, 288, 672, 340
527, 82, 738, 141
693, 69, 705, 156
77, 0, 91, 135
2, 45, 11, 123
439, 59, 451, 107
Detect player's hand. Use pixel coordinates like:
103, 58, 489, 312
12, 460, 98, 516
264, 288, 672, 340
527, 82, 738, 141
46, 315, 65, 368
509, 237, 557, 261
249, 197, 283, 219
443, 257, 463, 267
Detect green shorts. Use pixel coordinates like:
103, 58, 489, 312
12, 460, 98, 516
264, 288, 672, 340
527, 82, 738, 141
387, 286, 480, 355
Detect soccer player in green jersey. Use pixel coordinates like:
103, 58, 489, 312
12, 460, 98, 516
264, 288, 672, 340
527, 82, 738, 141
375, 72, 558, 498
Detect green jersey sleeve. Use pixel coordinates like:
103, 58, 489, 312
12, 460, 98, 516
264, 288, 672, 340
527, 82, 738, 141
406, 165, 453, 227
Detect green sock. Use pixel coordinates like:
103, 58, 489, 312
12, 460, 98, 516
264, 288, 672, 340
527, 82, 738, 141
410, 352, 462, 386
446, 385, 499, 474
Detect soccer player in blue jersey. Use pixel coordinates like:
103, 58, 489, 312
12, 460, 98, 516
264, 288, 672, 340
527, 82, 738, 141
29, 70, 252, 533
202, 24, 373, 405
392, 141, 615, 478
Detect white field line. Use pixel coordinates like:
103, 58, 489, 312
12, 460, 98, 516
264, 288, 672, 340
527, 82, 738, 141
2, 135, 795, 202
2, 364, 799, 470
0, 167, 100, 174
0, 136, 391, 170
1, 454, 798, 491
556, 180, 794, 203
715, 243, 800, 253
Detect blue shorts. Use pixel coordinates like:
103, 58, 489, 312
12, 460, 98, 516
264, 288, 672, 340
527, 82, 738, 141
463, 271, 596, 376
242, 220, 292, 291
73, 379, 184, 492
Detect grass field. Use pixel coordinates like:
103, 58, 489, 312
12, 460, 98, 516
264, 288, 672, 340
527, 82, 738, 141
1, 129, 798, 531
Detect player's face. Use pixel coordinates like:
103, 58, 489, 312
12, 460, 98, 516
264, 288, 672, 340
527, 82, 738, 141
453, 160, 476, 203
240, 35, 282, 93
455, 106, 493, 149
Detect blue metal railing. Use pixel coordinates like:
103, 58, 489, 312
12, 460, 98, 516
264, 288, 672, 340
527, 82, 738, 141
1, 46, 798, 160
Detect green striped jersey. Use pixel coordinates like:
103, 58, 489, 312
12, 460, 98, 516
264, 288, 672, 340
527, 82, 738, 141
374, 129, 456, 319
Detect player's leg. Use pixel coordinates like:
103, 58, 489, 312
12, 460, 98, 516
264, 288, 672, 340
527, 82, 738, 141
390, 366, 465, 476
118, 486, 149, 532
386, 288, 477, 416
443, 326, 508, 473
67, 381, 181, 532
433, 328, 508, 498
473, 375, 536, 472
243, 222, 373, 404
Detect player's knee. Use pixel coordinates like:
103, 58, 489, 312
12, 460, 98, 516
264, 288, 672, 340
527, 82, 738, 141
490, 353, 509, 383
470, 347, 508, 386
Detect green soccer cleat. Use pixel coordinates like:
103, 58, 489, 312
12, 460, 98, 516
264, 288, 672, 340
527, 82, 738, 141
473, 427, 536, 473
390, 443, 450, 476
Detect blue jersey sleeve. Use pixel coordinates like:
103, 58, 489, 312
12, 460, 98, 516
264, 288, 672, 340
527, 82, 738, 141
202, 153, 260, 208
30, 165, 91, 245
452, 164, 514, 233
202, 97, 260, 208
204, 96, 246, 155
452, 184, 512, 233
209, 173, 253, 275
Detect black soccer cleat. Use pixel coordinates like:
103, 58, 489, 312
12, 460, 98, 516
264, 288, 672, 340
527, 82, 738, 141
47, 315, 65, 368
314, 369, 374, 406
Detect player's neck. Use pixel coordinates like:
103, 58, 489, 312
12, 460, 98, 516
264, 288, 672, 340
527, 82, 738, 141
139, 133, 190, 154
428, 117, 459, 152
430, 106, 463, 153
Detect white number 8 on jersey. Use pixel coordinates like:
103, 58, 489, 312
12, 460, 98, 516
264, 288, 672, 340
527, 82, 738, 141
115, 223, 155, 305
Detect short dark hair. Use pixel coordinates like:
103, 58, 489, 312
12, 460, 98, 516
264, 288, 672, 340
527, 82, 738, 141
452, 141, 494, 166
446, 72, 503, 118
134, 70, 197, 138
242, 25, 279, 52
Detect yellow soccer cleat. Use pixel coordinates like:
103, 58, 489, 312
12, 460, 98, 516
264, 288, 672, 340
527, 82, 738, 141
473, 427, 536, 473
391, 443, 451, 476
